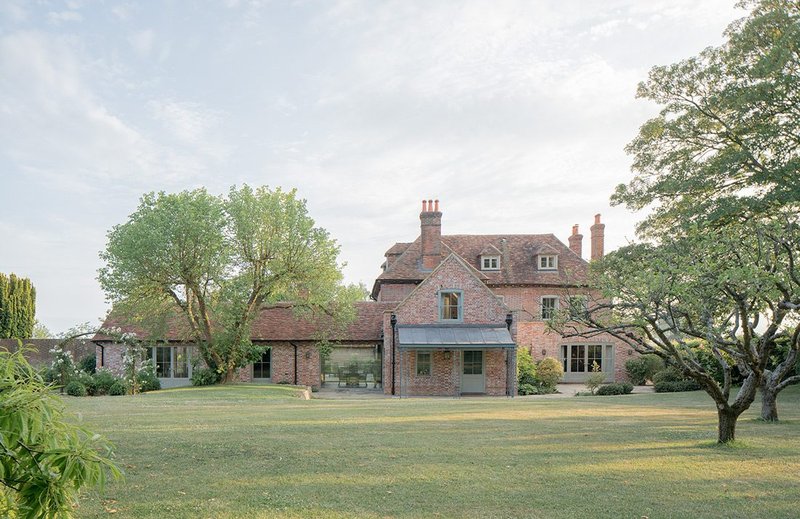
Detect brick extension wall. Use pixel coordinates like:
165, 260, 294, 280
384, 256, 512, 396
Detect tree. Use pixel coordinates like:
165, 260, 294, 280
608, 0, 800, 424
0, 345, 121, 517
556, 220, 799, 442
31, 320, 51, 339
615, 0, 799, 235
0, 273, 36, 339
98, 185, 364, 383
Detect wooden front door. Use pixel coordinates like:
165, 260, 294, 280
461, 350, 485, 393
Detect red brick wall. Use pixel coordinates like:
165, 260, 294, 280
377, 283, 416, 302
383, 256, 512, 395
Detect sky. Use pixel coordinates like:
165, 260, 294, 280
0, 0, 747, 334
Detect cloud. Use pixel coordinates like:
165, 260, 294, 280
47, 10, 83, 24
129, 29, 155, 56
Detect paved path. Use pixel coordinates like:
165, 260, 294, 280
313, 383, 655, 399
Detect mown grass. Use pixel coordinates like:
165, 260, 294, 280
66, 385, 800, 518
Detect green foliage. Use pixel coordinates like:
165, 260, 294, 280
108, 381, 127, 396
92, 369, 119, 396
596, 382, 634, 396
625, 354, 664, 385
516, 347, 537, 388
191, 366, 221, 386
64, 380, 87, 397
98, 185, 364, 383
585, 362, 605, 395
654, 380, 703, 393
78, 354, 96, 374
536, 357, 563, 390
74, 371, 97, 396
0, 273, 36, 339
136, 364, 161, 393
0, 348, 121, 517
615, 1, 800, 234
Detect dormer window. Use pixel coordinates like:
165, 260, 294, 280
439, 290, 463, 321
539, 255, 558, 270
481, 255, 500, 270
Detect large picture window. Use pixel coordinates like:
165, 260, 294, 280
560, 344, 612, 373
439, 291, 462, 321
152, 346, 190, 379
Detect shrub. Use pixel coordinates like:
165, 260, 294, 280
191, 367, 220, 386
517, 348, 537, 390
78, 353, 97, 374
652, 366, 686, 384
74, 370, 98, 396
108, 381, 127, 396
65, 380, 87, 397
654, 380, 702, 392
625, 354, 664, 385
518, 383, 556, 395
93, 368, 119, 395
536, 357, 563, 390
137, 364, 161, 392
585, 362, 605, 395
596, 382, 634, 395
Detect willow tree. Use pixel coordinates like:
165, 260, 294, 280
0, 273, 36, 339
98, 185, 363, 383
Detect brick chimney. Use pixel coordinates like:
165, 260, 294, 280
420, 199, 442, 270
590, 214, 605, 260
568, 224, 583, 258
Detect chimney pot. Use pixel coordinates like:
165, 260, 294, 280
568, 224, 583, 258
422, 200, 427, 212
434, 199, 439, 212
590, 214, 605, 260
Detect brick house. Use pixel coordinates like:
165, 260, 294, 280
93, 199, 631, 394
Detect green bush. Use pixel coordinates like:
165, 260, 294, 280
652, 366, 686, 384
518, 383, 555, 395
191, 366, 220, 386
65, 380, 87, 397
596, 382, 634, 395
654, 380, 702, 392
108, 381, 127, 396
74, 371, 98, 396
137, 364, 161, 392
78, 353, 96, 374
625, 354, 664, 385
517, 348, 537, 389
93, 369, 119, 395
536, 357, 563, 390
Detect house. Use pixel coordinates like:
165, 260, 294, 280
93, 200, 631, 394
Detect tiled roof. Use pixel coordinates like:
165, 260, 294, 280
93, 301, 395, 343
374, 234, 588, 293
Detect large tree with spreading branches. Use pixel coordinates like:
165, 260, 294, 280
98, 185, 364, 383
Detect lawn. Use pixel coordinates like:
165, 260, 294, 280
66, 385, 800, 519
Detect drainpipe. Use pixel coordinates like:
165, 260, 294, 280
291, 342, 298, 385
505, 313, 513, 398
390, 314, 397, 396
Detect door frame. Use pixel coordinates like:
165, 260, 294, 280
461, 349, 485, 394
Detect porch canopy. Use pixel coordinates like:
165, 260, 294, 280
397, 324, 515, 349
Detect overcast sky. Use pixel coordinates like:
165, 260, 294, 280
1, 0, 746, 334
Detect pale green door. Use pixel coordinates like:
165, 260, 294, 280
462, 350, 485, 393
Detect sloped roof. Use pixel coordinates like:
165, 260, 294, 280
374, 234, 587, 296
93, 301, 395, 343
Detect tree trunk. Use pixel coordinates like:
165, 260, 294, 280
222, 366, 236, 384
760, 385, 779, 422
717, 407, 738, 443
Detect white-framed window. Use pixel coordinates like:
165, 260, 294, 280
148, 345, 190, 379
539, 255, 558, 270
439, 290, 463, 321
541, 296, 559, 320
560, 344, 612, 373
416, 351, 432, 376
481, 255, 500, 270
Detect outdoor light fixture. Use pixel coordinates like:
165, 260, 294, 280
541, 349, 547, 356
